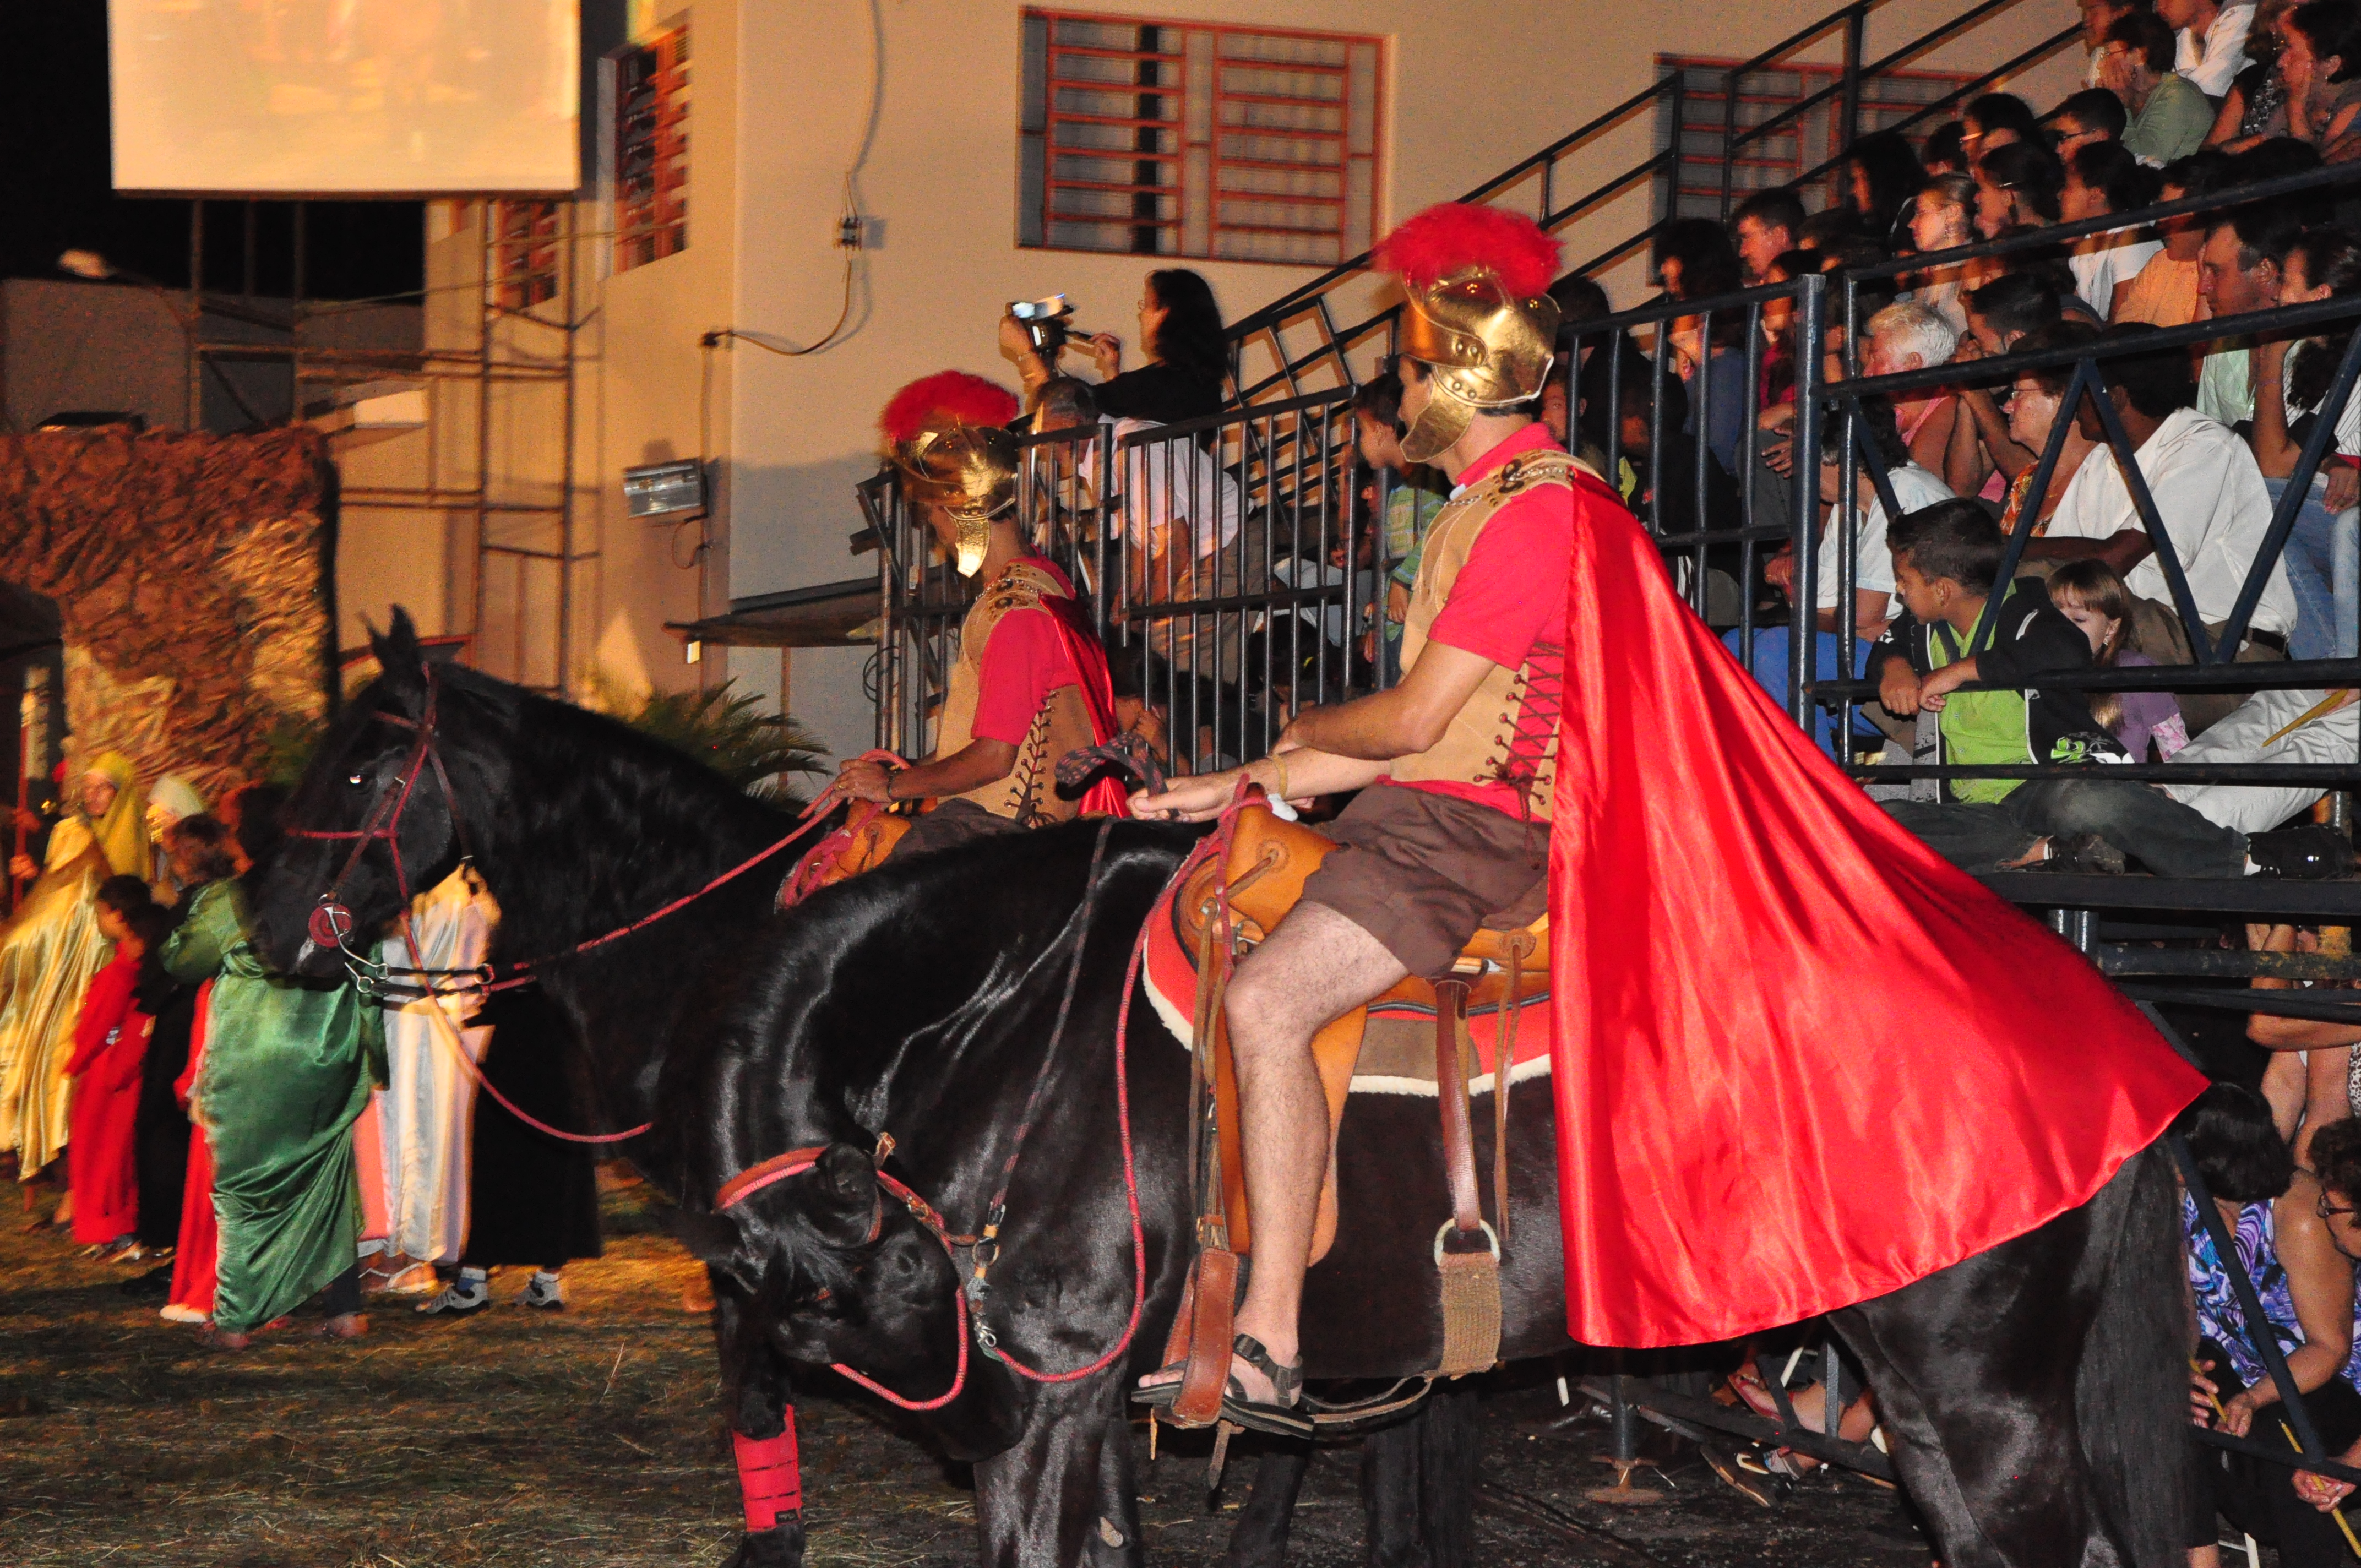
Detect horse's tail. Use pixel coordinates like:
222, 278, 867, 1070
2074, 1139, 2194, 1568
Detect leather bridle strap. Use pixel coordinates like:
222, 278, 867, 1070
715, 1147, 834, 1212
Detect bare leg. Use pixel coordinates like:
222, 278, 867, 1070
1223, 903, 1407, 1400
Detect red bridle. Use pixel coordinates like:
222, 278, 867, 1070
290, 667, 465, 955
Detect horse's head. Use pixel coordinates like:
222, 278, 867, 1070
676, 1141, 1019, 1456
249, 609, 503, 979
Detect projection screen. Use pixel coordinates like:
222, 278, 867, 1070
110, 0, 580, 193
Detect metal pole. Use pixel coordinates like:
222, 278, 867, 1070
473, 200, 493, 668
1788, 273, 1826, 729
1838, 4, 1867, 161
1608, 1369, 1640, 1469
1662, 73, 1687, 225
1720, 63, 1742, 222
291, 200, 306, 424
187, 199, 204, 430
556, 200, 579, 695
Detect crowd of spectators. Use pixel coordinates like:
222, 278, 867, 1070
1555, 0, 2361, 895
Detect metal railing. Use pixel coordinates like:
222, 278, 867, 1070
863, 395, 1396, 775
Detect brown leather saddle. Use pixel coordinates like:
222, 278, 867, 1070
1158, 800, 1547, 1430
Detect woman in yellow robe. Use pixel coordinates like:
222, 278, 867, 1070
0, 753, 150, 1183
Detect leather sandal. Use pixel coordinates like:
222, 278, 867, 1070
1220, 1333, 1309, 1438
1133, 1333, 1313, 1439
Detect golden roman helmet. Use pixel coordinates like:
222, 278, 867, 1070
880, 371, 1022, 576
1379, 204, 1565, 464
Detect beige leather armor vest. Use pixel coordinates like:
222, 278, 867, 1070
932, 559, 1100, 825
1388, 447, 1579, 823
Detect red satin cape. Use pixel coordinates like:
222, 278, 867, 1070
1039, 590, 1129, 818
1546, 468, 2204, 1348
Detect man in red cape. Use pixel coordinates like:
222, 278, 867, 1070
820, 371, 1125, 845
1134, 204, 2202, 1434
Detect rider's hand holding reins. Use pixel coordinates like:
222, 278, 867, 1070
824, 756, 900, 808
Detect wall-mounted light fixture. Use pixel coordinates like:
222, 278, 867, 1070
623, 458, 706, 520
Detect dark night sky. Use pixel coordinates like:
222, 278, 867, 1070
5, 4, 425, 301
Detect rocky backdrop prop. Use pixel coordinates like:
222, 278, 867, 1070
0, 429, 334, 803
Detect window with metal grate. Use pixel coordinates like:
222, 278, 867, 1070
614, 24, 689, 273
1019, 9, 1383, 266
492, 200, 564, 311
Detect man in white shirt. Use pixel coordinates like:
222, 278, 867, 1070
2037, 329, 2294, 723
2160, 0, 2254, 96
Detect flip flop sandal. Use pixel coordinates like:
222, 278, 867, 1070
1133, 1333, 1312, 1439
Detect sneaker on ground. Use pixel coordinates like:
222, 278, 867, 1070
519, 1271, 565, 1310
2248, 826, 2355, 880
416, 1280, 491, 1316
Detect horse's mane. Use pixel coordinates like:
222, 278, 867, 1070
426, 664, 796, 961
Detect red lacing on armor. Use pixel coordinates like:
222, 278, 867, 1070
1490, 639, 1564, 818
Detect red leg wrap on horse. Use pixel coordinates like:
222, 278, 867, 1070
732, 1418, 802, 1531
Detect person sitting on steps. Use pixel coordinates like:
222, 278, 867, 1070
1128, 203, 1575, 1437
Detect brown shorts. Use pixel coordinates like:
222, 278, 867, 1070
1298, 784, 1549, 982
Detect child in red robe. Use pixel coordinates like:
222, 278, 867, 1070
65, 887, 166, 1251
162, 980, 219, 1324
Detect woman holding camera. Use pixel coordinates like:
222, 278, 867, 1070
1000, 268, 1227, 423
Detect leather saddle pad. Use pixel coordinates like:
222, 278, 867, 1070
1158, 804, 1551, 1261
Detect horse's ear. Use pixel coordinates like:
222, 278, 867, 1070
809, 1142, 880, 1245
369, 607, 428, 700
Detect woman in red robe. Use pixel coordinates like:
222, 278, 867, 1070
64, 888, 166, 1250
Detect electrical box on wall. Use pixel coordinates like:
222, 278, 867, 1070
623, 459, 706, 519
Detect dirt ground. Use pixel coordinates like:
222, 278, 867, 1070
0, 1176, 1946, 1567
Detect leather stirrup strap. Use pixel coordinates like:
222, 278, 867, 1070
1432, 977, 1502, 1379
1172, 878, 1239, 1429
1493, 934, 1529, 1246
1433, 978, 1483, 1235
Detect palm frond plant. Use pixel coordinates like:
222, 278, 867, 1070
614, 678, 830, 805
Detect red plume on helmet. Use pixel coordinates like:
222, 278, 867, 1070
879, 371, 1020, 447
1375, 203, 1563, 298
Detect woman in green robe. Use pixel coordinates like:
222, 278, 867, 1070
162, 874, 382, 1346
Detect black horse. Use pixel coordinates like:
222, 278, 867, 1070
252, 617, 2190, 1568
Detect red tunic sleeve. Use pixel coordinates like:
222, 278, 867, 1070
969, 607, 1076, 747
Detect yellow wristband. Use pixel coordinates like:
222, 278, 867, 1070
1268, 753, 1289, 802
